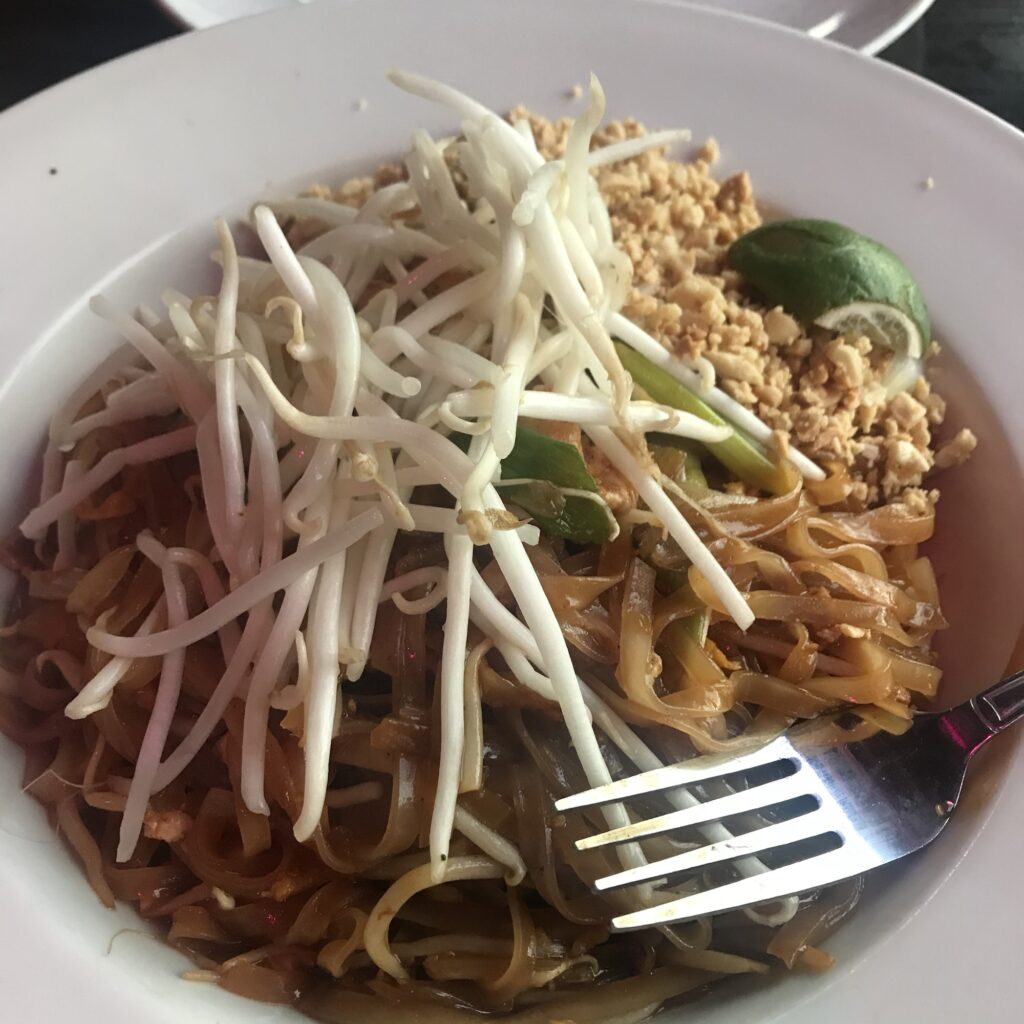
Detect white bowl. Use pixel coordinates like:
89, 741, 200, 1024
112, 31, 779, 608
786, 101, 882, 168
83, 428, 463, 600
1, 2, 1022, 1021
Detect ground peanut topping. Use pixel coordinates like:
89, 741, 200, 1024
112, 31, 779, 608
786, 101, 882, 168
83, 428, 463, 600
510, 107, 976, 506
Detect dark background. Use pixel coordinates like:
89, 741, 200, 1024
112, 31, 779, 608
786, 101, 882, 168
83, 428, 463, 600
1, 0, 1023, 129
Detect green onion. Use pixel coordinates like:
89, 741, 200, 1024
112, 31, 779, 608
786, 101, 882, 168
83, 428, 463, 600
498, 424, 598, 492
651, 436, 707, 492
616, 342, 795, 494
457, 425, 616, 543
662, 611, 710, 661
499, 482, 617, 544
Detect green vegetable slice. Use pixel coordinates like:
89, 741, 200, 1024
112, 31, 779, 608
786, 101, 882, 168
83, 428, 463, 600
615, 341, 795, 495
650, 436, 708, 492
661, 610, 710, 663
454, 424, 616, 543
678, 609, 709, 646
499, 482, 617, 545
728, 218, 931, 343
498, 424, 599, 492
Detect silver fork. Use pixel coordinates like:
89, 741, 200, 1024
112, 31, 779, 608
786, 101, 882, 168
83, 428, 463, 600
555, 670, 1024, 931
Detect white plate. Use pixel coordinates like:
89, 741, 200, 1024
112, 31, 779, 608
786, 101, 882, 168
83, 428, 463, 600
158, 0, 937, 54
715, 0, 936, 52
2, 1, 1023, 1021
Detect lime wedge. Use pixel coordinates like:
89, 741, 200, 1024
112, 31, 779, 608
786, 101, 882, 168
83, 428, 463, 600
728, 219, 931, 344
814, 301, 924, 359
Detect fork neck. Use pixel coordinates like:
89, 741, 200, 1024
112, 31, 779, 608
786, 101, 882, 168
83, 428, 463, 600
937, 667, 1024, 757
969, 669, 1024, 739
939, 703, 999, 758
941, 669, 1024, 756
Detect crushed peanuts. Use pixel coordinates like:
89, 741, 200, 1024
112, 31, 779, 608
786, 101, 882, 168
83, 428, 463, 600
305, 107, 976, 509
511, 107, 976, 506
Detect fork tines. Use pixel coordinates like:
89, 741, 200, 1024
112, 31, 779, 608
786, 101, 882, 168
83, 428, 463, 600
555, 737, 869, 930
555, 738, 795, 812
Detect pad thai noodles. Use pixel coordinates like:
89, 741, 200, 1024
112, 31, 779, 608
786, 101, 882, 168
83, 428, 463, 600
0, 72, 975, 1021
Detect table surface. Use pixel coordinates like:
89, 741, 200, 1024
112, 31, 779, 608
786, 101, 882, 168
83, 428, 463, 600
2, 0, 1023, 129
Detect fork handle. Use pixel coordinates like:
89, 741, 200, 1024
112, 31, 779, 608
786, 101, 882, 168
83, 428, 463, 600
970, 669, 1024, 735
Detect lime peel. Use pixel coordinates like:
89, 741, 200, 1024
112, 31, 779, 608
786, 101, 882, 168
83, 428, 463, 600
814, 301, 924, 360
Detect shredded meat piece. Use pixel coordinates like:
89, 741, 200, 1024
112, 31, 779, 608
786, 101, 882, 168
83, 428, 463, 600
520, 417, 583, 450
143, 808, 192, 843
582, 441, 637, 516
